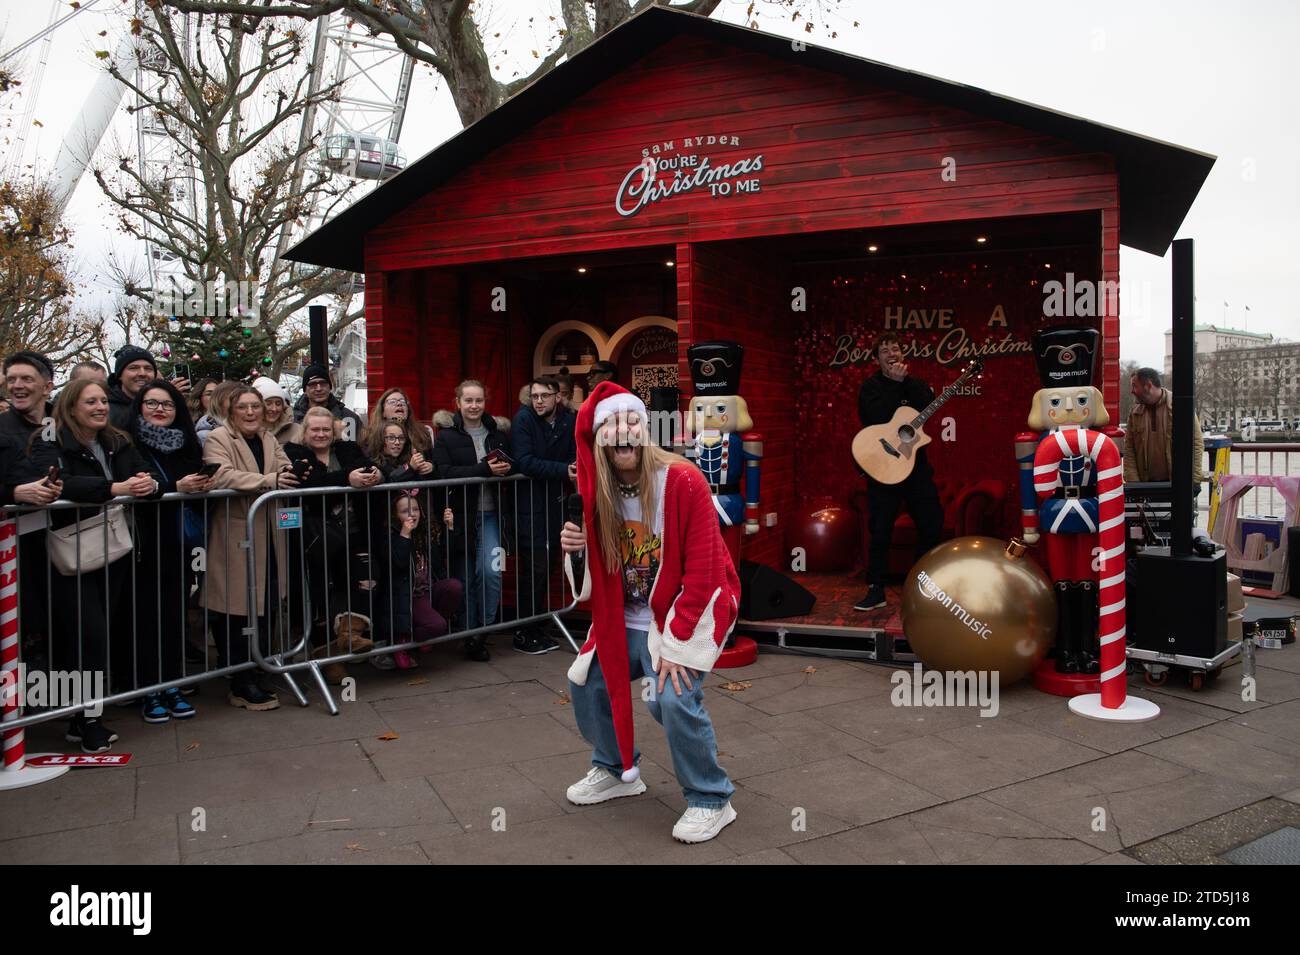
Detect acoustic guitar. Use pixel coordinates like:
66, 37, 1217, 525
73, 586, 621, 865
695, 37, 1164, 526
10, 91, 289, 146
851, 360, 984, 484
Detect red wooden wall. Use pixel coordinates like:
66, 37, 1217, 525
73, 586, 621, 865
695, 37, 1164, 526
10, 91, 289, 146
676, 240, 796, 569
364, 34, 1118, 275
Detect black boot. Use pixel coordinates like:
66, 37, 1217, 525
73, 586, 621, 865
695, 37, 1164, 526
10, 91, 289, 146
1075, 580, 1100, 675
1054, 580, 1079, 674
464, 636, 490, 662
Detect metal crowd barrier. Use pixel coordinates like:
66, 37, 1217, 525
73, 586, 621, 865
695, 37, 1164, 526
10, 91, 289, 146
2, 489, 264, 731
1, 473, 581, 731
245, 474, 581, 714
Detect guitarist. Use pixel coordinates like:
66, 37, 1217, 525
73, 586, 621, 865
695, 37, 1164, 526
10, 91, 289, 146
853, 334, 944, 612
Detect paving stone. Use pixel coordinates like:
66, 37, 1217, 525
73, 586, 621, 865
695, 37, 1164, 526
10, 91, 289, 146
186, 827, 440, 864
708, 784, 852, 856
897, 795, 1107, 864
1009, 692, 1229, 754
421, 811, 633, 864
179, 793, 315, 856
1138, 722, 1300, 795
0, 762, 137, 840
741, 755, 942, 827
359, 713, 587, 779
804, 692, 989, 746
310, 776, 458, 830
731, 661, 891, 715
1230, 699, 1300, 743
711, 847, 799, 864
983, 750, 1268, 852
173, 694, 389, 761
427, 764, 566, 829
372, 681, 567, 733
853, 720, 1104, 801
0, 814, 179, 865
137, 739, 379, 816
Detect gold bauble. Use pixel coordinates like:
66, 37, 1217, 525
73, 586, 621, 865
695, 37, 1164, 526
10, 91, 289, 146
901, 536, 1057, 685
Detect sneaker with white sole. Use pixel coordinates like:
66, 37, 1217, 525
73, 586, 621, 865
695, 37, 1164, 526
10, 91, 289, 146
565, 765, 647, 805
672, 802, 737, 843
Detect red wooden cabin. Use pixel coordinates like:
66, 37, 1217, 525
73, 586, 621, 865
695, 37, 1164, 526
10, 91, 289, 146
288, 6, 1212, 633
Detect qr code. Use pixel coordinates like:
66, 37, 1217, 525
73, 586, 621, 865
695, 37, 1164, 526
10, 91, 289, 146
630, 364, 678, 403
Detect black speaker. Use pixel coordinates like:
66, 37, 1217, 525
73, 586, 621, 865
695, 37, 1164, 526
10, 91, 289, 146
738, 560, 816, 620
1288, 526, 1300, 598
1129, 546, 1226, 659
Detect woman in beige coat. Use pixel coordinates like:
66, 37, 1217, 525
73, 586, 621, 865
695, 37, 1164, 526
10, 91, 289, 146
202, 386, 301, 710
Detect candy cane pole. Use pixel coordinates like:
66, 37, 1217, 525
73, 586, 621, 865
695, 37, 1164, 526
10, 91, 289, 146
1067, 432, 1161, 722
0, 515, 70, 789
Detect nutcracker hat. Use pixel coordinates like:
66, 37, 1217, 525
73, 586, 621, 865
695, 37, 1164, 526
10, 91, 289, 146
1034, 327, 1098, 389
688, 340, 745, 396
573, 381, 650, 782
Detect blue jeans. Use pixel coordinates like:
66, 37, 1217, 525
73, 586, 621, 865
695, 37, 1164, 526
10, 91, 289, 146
570, 627, 734, 809
451, 511, 501, 633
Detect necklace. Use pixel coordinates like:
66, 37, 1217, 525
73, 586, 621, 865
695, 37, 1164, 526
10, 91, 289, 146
616, 480, 639, 499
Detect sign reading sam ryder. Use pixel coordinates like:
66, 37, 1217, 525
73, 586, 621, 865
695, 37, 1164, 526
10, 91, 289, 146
830, 305, 1033, 370
616, 135, 763, 217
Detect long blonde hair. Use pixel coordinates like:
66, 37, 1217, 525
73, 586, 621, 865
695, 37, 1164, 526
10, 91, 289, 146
591, 441, 688, 574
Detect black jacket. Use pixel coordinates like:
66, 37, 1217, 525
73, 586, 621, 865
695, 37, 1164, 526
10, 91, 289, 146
0, 433, 21, 507
21, 427, 163, 529
857, 371, 936, 478
509, 404, 575, 547
0, 403, 52, 441
292, 394, 365, 439
107, 385, 135, 431
430, 411, 513, 550
283, 440, 376, 489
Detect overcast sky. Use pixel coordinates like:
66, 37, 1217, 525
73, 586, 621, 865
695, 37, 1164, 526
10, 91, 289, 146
3, 0, 1296, 368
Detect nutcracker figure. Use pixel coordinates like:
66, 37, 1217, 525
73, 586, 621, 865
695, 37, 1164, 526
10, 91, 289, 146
1016, 328, 1127, 679
681, 341, 763, 566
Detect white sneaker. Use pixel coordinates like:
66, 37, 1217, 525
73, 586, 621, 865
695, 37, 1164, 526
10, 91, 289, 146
672, 802, 737, 844
565, 765, 647, 805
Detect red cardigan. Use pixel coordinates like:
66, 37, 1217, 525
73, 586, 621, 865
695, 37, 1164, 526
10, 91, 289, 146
566, 462, 741, 684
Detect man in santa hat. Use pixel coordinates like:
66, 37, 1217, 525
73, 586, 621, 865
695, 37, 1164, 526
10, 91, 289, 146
559, 381, 742, 843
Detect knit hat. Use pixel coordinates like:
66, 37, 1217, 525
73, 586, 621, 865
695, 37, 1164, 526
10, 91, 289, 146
302, 363, 331, 387
573, 381, 651, 783
113, 344, 157, 379
253, 377, 289, 403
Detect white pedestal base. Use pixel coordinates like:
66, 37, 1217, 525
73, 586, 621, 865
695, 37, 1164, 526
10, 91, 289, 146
0, 755, 72, 790
1068, 694, 1161, 722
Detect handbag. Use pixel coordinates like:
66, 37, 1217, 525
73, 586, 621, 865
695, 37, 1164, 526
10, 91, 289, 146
48, 505, 133, 576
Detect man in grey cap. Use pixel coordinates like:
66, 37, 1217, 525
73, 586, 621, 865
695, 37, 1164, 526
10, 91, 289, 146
292, 362, 364, 440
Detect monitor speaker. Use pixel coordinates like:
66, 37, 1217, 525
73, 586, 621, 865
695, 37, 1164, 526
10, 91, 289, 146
738, 560, 816, 620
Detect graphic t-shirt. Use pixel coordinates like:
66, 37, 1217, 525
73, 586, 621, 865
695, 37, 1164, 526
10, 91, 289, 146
617, 483, 664, 632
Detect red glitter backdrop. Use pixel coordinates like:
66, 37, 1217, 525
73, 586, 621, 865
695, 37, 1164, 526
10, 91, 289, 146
791, 246, 1101, 535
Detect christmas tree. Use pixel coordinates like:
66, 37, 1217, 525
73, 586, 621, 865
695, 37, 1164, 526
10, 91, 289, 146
157, 313, 279, 382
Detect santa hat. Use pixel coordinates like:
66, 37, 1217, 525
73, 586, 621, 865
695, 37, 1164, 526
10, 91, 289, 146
574, 381, 649, 783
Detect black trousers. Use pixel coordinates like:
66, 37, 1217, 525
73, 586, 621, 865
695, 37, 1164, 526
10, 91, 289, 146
865, 467, 944, 585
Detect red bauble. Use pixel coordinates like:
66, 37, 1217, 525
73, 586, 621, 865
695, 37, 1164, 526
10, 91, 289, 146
785, 496, 861, 573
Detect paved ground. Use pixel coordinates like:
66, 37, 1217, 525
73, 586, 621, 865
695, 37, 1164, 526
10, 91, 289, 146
3, 598, 1299, 865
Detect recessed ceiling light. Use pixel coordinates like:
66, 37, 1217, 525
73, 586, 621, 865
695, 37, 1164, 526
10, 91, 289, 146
665, 260, 675, 267
576, 267, 587, 273
867, 245, 879, 253
976, 236, 988, 244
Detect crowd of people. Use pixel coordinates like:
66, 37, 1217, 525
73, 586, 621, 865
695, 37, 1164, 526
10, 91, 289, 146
0, 345, 599, 756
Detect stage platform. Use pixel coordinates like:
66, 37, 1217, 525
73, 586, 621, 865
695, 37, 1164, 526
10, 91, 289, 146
734, 572, 917, 664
